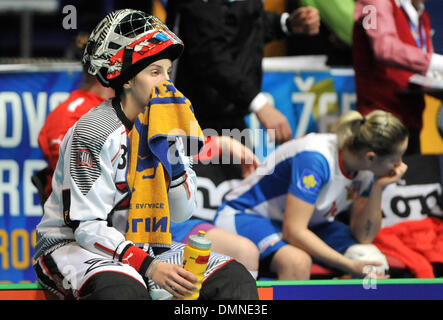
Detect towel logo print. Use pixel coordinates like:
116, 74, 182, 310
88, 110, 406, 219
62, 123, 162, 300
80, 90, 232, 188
125, 79, 204, 245
76, 149, 93, 168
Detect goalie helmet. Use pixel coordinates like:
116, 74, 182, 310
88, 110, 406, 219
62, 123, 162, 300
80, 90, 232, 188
82, 9, 183, 89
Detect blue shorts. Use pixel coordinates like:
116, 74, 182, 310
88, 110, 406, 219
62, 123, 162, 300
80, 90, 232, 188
234, 213, 357, 262
170, 219, 215, 243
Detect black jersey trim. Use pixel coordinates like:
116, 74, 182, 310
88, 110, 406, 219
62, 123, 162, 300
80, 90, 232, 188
112, 97, 133, 131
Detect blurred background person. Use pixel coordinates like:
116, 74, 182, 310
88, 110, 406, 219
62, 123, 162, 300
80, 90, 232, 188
286, 0, 356, 67
353, 0, 443, 155
214, 110, 409, 280
166, 0, 320, 145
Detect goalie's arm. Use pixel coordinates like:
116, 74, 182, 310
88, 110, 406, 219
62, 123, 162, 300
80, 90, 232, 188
168, 158, 198, 223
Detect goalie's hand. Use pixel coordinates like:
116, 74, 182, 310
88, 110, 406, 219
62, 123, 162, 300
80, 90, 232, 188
374, 162, 408, 187
148, 260, 198, 298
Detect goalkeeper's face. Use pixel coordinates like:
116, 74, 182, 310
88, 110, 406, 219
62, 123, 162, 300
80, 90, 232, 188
123, 58, 173, 107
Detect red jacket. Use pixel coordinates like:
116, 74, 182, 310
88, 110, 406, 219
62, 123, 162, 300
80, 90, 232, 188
373, 217, 443, 278
353, 0, 433, 130
38, 89, 105, 196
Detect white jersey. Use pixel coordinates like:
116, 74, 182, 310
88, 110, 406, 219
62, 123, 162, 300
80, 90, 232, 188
216, 133, 374, 227
35, 98, 197, 259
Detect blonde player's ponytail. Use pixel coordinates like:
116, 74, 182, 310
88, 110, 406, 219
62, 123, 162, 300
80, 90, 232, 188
331, 110, 408, 156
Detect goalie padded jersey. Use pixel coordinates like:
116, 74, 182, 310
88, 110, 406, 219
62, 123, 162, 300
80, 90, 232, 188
34, 98, 197, 260
34, 98, 132, 259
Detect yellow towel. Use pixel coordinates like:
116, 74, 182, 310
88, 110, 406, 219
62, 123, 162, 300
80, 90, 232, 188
126, 80, 204, 245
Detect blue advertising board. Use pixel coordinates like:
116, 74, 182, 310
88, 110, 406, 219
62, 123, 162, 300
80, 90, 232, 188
246, 60, 356, 162
0, 67, 82, 282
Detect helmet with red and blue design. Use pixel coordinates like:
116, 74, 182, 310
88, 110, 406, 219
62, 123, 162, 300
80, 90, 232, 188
82, 9, 183, 89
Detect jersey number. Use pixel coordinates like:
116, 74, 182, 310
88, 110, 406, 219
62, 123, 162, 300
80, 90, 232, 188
118, 145, 128, 170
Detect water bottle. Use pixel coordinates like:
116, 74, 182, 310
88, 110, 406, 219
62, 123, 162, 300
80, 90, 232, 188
175, 230, 212, 300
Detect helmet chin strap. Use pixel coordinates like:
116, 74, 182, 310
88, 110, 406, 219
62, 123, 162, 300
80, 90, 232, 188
97, 69, 110, 87
122, 46, 134, 75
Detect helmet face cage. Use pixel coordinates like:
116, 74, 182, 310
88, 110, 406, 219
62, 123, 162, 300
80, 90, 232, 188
82, 9, 183, 87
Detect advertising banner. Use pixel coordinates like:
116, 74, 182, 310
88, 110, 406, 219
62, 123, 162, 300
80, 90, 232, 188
246, 61, 356, 163
0, 68, 82, 282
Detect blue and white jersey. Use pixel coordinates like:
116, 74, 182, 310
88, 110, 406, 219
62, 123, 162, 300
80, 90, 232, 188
215, 133, 374, 228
